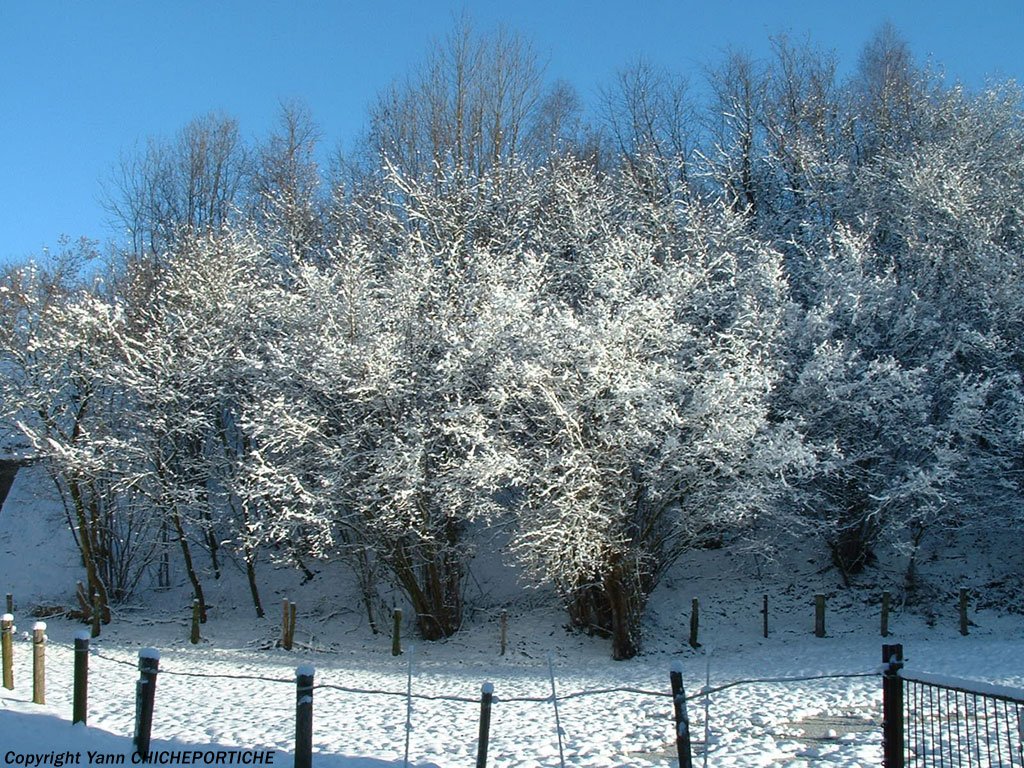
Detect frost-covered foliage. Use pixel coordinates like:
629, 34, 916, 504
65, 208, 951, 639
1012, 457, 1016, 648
3, 22, 1024, 657
0, 248, 156, 618
488, 161, 792, 658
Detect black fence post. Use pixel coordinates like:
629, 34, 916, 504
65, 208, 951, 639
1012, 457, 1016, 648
133, 649, 160, 760
73, 632, 89, 725
882, 643, 904, 768
762, 594, 769, 638
295, 665, 314, 768
476, 682, 494, 768
499, 610, 508, 657
670, 662, 694, 768
814, 593, 826, 637
391, 609, 402, 656
190, 600, 201, 645
688, 598, 700, 649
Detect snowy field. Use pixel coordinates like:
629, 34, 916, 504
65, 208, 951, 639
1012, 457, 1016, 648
2, 467, 1023, 767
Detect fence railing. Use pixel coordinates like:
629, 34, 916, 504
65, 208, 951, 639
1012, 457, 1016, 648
883, 643, 1024, 767
34, 627, 1024, 766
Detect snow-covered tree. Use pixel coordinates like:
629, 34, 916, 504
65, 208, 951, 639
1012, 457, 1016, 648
494, 162, 792, 658
0, 248, 157, 619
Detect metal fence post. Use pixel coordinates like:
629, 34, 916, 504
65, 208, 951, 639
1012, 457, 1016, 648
295, 665, 314, 768
670, 661, 694, 768
73, 632, 89, 724
134, 648, 160, 760
882, 643, 904, 768
476, 682, 494, 768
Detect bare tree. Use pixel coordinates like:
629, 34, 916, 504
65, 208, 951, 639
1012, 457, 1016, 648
252, 102, 324, 265
104, 112, 249, 265
600, 58, 695, 195
704, 50, 766, 217
365, 16, 545, 185
849, 22, 923, 163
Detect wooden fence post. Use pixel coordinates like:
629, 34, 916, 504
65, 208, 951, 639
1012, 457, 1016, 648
476, 682, 494, 768
32, 622, 45, 704
882, 643, 905, 768
1, 613, 13, 690
392, 608, 403, 656
281, 600, 297, 650
133, 649, 160, 760
959, 588, 970, 636
669, 661, 694, 768
73, 632, 89, 725
281, 599, 290, 650
190, 600, 201, 645
762, 594, 769, 638
881, 591, 891, 637
689, 598, 700, 649
5, 594, 12, 614
91, 593, 101, 639
499, 610, 508, 657
288, 602, 297, 650
294, 665, 314, 768
814, 594, 826, 637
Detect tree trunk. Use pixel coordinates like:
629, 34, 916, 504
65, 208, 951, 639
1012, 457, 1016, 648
389, 539, 462, 641
170, 508, 207, 623
244, 543, 264, 618
604, 571, 642, 661
66, 477, 111, 624
566, 560, 648, 660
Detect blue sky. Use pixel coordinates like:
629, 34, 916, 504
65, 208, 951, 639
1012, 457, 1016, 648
2, 1, 1021, 265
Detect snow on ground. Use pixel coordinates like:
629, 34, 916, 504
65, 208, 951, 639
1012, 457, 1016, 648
1, 467, 1023, 767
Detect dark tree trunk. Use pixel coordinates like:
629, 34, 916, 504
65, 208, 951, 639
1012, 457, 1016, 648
0, 459, 21, 512
171, 509, 207, 623
389, 539, 463, 641
244, 544, 264, 618
566, 558, 649, 660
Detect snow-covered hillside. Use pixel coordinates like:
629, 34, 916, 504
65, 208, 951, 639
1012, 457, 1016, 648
2, 465, 1023, 767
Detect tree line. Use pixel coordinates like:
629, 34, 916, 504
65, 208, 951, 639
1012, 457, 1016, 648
1, 20, 1022, 659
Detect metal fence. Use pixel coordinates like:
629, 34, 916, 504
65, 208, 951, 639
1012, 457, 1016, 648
883, 643, 1024, 767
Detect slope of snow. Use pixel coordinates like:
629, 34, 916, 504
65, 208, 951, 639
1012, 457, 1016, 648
1, 473, 1022, 767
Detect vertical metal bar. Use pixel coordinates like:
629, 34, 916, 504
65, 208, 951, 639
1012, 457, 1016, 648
294, 665, 314, 768
972, 693, 981, 766
476, 682, 493, 768
669, 662, 693, 768
882, 643, 905, 768
133, 649, 160, 760
547, 653, 566, 768
73, 633, 89, 725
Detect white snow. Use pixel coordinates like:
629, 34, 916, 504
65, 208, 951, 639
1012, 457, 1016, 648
1, 468, 1023, 766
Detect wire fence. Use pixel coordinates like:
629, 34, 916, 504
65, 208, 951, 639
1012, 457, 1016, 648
83, 645, 884, 768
